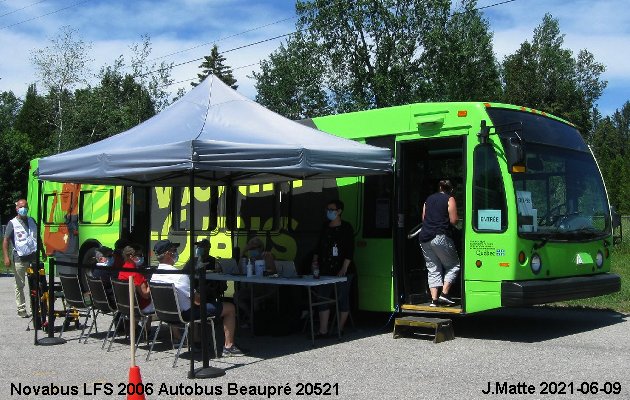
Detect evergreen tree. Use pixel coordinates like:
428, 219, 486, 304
591, 102, 630, 213
192, 44, 238, 89
0, 91, 21, 133
14, 84, 53, 156
0, 128, 35, 218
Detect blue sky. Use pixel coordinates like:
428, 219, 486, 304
1, 0, 628, 117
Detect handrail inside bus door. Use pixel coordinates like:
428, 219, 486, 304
407, 223, 422, 239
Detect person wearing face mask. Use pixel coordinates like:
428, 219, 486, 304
150, 239, 245, 357
118, 244, 153, 314
90, 246, 116, 281
311, 199, 355, 338
241, 237, 276, 273
87, 245, 120, 319
3, 198, 47, 318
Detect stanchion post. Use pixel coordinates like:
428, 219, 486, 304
37, 257, 66, 345
187, 167, 224, 379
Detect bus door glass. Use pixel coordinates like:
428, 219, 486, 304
126, 187, 151, 252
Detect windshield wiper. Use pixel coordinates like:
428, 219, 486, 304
532, 233, 553, 250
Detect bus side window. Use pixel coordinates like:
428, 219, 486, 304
232, 183, 280, 232
44, 192, 72, 225
172, 187, 218, 232
79, 189, 114, 224
472, 143, 507, 232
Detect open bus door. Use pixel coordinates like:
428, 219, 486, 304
394, 136, 466, 312
121, 187, 151, 257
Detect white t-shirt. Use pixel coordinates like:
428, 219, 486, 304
150, 263, 192, 312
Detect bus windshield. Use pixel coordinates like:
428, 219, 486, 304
487, 108, 611, 241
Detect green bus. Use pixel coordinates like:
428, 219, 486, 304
28, 101, 621, 316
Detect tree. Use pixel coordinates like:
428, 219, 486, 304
192, 44, 238, 89
59, 36, 170, 151
0, 128, 35, 217
590, 102, 630, 213
30, 26, 92, 153
68, 62, 156, 148
422, 0, 502, 101
129, 35, 174, 114
0, 91, 21, 133
501, 14, 606, 136
14, 84, 53, 155
253, 32, 330, 120
285, 0, 499, 113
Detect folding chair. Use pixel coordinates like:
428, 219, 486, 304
147, 282, 217, 367
109, 280, 155, 352
59, 274, 95, 343
86, 277, 119, 349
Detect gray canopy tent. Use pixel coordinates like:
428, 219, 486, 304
36, 75, 392, 377
38, 75, 391, 185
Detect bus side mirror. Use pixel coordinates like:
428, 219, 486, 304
611, 206, 621, 229
505, 136, 526, 173
611, 206, 622, 245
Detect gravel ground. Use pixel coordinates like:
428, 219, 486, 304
0, 274, 628, 400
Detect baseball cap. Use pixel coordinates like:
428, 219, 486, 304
153, 239, 180, 256
194, 238, 210, 248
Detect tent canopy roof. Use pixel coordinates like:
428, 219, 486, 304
38, 76, 392, 186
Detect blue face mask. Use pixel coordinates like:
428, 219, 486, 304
172, 251, 179, 263
248, 249, 261, 258
134, 257, 144, 267
17, 207, 28, 217
326, 210, 337, 221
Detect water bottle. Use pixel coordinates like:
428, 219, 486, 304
241, 257, 248, 274
246, 259, 254, 277
215, 258, 223, 273
312, 261, 320, 279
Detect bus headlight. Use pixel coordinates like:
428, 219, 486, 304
596, 251, 604, 269
531, 253, 542, 275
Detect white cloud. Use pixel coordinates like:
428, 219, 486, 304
1, 0, 628, 115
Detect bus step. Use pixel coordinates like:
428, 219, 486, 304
401, 303, 463, 314
393, 316, 454, 343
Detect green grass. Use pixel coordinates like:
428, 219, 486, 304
558, 240, 630, 313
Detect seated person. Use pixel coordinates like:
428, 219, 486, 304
182, 239, 227, 302
235, 237, 277, 325
92, 246, 116, 282
91, 246, 117, 308
241, 237, 276, 274
113, 239, 129, 270
118, 244, 154, 314
150, 239, 245, 357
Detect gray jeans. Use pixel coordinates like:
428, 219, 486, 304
420, 234, 460, 288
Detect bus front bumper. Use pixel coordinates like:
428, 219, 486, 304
501, 273, 621, 306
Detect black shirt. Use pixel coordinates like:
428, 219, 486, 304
419, 192, 452, 243
315, 220, 355, 275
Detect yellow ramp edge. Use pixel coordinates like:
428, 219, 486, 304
401, 304, 463, 314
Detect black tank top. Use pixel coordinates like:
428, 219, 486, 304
418, 192, 451, 243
